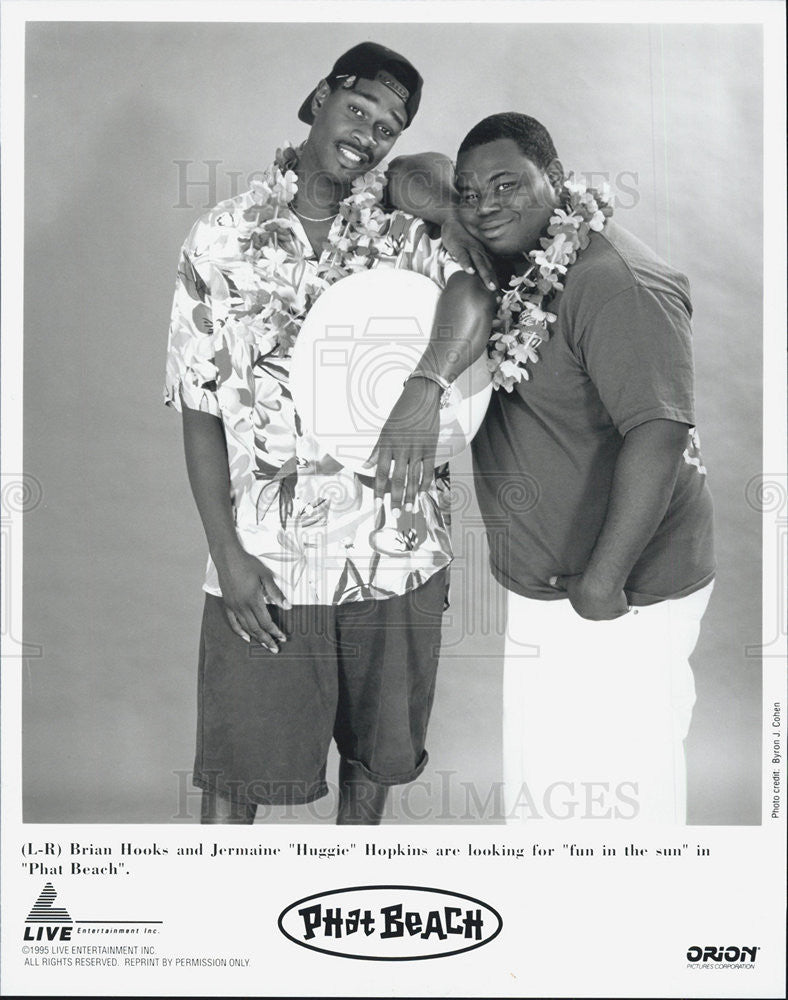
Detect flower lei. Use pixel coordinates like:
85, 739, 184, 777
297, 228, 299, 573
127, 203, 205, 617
488, 176, 614, 391
232, 143, 392, 356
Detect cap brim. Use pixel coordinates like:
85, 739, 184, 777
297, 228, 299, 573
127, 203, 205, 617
298, 89, 316, 125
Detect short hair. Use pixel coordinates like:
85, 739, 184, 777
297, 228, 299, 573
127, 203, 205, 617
457, 113, 558, 169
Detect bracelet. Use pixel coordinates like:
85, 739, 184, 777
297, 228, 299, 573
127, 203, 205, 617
404, 370, 454, 409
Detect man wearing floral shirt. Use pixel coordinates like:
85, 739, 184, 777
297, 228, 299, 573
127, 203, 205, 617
165, 43, 493, 824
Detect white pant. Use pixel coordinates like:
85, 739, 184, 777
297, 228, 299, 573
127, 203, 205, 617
503, 582, 714, 824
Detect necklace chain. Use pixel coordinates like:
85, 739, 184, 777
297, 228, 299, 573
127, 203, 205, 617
292, 206, 338, 223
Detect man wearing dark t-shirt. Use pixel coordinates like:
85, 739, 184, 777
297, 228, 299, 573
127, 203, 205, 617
452, 113, 716, 823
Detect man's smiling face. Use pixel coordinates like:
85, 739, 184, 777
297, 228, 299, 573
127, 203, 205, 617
455, 138, 563, 257
304, 77, 406, 181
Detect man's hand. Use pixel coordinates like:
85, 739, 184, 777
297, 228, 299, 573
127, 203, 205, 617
365, 377, 441, 515
361, 271, 495, 513
549, 573, 631, 621
550, 419, 689, 622
441, 213, 498, 292
215, 546, 291, 652
181, 397, 292, 652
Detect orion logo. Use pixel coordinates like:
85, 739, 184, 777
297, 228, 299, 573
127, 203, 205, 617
686, 945, 759, 964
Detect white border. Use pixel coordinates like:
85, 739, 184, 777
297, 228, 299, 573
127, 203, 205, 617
2, 2, 786, 998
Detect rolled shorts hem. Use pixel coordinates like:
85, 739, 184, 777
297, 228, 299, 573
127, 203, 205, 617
341, 750, 429, 787
193, 773, 329, 807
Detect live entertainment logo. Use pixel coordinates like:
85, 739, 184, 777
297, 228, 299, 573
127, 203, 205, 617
23, 925, 72, 941
23, 883, 73, 941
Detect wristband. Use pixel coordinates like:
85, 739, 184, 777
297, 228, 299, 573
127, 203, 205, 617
404, 370, 454, 409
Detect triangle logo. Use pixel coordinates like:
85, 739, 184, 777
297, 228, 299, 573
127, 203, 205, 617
26, 882, 72, 923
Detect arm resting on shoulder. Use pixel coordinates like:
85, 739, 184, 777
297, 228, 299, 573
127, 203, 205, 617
387, 152, 457, 225
387, 153, 497, 290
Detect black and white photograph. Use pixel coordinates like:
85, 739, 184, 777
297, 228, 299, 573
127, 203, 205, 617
1, 1, 785, 997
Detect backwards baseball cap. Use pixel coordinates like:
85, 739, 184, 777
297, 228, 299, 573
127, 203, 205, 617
298, 42, 423, 129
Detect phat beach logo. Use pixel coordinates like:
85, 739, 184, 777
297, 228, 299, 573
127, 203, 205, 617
278, 885, 502, 960
23, 883, 73, 941
686, 945, 759, 969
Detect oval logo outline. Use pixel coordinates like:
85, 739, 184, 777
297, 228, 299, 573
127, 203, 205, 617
277, 883, 503, 961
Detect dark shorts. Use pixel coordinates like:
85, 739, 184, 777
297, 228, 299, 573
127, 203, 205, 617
193, 569, 447, 806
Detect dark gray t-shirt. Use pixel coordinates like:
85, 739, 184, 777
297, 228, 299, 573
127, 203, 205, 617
471, 221, 715, 605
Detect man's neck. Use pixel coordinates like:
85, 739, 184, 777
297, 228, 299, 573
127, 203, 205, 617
502, 206, 561, 277
293, 143, 349, 218
496, 241, 544, 281
494, 256, 526, 284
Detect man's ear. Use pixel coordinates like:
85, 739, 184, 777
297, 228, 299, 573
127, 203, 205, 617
545, 158, 565, 195
311, 79, 331, 118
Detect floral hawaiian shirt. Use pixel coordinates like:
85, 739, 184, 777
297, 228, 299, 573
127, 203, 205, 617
164, 158, 460, 605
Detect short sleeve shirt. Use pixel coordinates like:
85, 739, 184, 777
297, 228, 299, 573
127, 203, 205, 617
165, 178, 461, 604
471, 221, 715, 605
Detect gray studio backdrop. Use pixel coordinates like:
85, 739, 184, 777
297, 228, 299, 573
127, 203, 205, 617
22, 21, 762, 823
